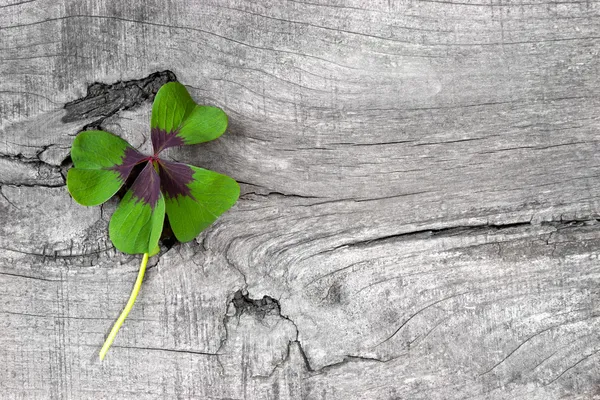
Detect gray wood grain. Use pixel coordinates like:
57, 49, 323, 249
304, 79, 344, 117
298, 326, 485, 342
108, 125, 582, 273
1, 0, 600, 398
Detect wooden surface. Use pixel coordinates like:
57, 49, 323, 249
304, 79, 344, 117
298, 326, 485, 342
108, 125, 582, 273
1, 0, 600, 398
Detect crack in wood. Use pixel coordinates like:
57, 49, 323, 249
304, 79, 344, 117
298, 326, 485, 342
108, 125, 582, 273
227, 289, 392, 375
230, 290, 283, 319
62, 70, 178, 129
111, 344, 220, 357
318, 218, 600, 254
2, 71, 178, 189
0, 152, 65, 187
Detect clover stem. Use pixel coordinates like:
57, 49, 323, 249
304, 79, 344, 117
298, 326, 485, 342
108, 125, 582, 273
99, 252, 149, 361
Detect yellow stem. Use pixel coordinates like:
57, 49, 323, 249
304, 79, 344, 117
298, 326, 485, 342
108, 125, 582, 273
99, 252, 149, 361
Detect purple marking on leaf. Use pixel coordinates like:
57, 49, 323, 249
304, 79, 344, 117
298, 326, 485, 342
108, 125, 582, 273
157, 159, 194, 200
151, 127, 185, 154
110, 147, 147, 181
131, 161, 161, 207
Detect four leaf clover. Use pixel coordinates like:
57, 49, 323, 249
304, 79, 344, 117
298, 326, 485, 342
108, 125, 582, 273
67, 82, 240, 255
66, 82, 240, 359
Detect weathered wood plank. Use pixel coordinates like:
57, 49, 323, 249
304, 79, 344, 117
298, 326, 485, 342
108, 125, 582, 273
1, 0, 600, 398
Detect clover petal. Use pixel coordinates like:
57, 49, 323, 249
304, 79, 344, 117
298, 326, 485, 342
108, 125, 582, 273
150, 82, 228, 154
108, 162, 165, 254
67, 130, 145, 206
157, 159, 239, 242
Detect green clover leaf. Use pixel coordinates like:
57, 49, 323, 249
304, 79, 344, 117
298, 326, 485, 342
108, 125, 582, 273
66, 82, 239, 360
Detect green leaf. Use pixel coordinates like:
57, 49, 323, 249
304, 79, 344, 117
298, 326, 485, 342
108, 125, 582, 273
158, 161, 239, 242
67, 130, 145, 206
71, 130, 132, 168
151, 82, 228, 153
109, 162, 165, 254
177, 106, 228, 144
67, 169, 123, 207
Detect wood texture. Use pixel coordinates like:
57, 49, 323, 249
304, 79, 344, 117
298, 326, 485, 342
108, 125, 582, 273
1, 0, 600, 398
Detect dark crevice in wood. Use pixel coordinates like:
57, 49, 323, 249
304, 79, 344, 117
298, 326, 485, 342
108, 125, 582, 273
544, 219, 600, 229
351, 221, 532, 246
111, 344, 220, 357
321, 218, 600, 253
0, 151, 65, 187
268, 340, 391, 377
1, 181, 65, 188
544, 348, 600, 386
160, 235, 178, 253
238, 186, 433, 203
480, 313, 600, 377
374, 291, 471, 348
288, 340, 373, 375
0, 270, 61, 282
237, 179, 324, 200
0, 186, 19, 208
1, 309, 155, 322
62, 70, 178, 128
230, 289, 282, 319
225, 290, 310, 372
228, 289, 390, 375
0, 245, 112, 260
311, 352, 389, 373
240, 191, 323, 201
